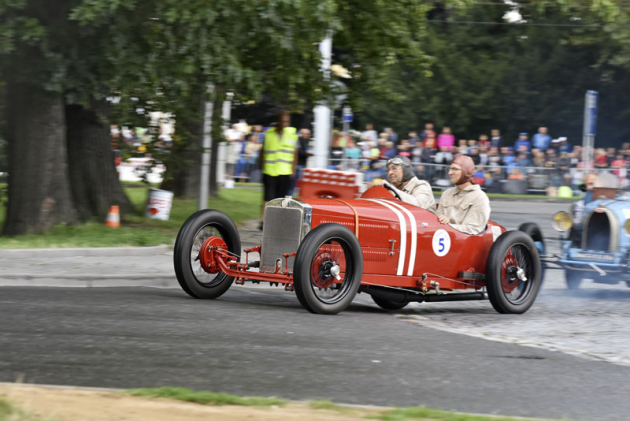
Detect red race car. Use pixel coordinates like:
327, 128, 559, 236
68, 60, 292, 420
174, 186, 543, 315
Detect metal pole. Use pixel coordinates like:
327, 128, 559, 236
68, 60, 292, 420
342, 106, 352, 134
313, 31, 333, 169
198, 83, 215, 210
582, 90, 598, 171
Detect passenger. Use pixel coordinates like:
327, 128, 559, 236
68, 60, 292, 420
437, 155, 490, 235
372, 155, 437, 213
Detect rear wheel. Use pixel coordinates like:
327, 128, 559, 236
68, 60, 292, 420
293, 223, 363, 315
173, 210, 241, 299
371, 295, 409, 310
485, 231, 542, 314
565, 269, 584, 290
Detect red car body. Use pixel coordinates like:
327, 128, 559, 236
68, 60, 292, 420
174, 187, 542, 315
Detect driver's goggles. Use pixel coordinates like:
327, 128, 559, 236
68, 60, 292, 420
387, 157, 404, 166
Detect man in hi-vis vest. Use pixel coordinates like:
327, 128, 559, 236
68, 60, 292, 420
259, 109, 298, 230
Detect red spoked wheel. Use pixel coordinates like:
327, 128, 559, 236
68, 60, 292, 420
310, 247, 345, 289
293, 223, 363, 315
501, 250, 521, 293
485, 231, 542, 314
199, 236, 228, 274
173, 210, 241, 299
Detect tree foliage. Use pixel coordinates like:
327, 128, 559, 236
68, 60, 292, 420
1, 0, 447, 233
356, 1, 630, 147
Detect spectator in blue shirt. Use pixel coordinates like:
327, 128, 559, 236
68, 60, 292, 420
532, 127, 551, 151
514, 133, 531, 152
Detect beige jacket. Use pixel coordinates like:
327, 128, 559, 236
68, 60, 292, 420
436, 184, 490, 235
392, 177, 437, 213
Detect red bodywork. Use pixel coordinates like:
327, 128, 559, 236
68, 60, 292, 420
202, 187, 505, 293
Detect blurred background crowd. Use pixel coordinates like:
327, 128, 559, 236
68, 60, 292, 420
126, 121, 623, 197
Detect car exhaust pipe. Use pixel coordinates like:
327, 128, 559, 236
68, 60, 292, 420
360, 285, 486, 303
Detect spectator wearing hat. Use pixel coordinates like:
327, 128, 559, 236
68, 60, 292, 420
558, 137, 572, 154
532, 127, 552, 151
514, 133, 531, 152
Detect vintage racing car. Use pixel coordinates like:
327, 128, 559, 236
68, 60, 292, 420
174, 186, 543, 315
550, 187, 630, 289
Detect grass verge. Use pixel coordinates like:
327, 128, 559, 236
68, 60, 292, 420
0, 397, 40, 421
0, 185, 262, 249
308, 399, 356, 414
369, 406, 559, 421
127, 387, 286, 407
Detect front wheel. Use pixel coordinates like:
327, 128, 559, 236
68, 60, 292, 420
485, 231, 542, 314
293, 223, 363, 315
173, 210, 241, 299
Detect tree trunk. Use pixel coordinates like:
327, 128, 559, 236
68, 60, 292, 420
2, 82, 78, 235
159, 95, 204, 199
65, 102, 134, 221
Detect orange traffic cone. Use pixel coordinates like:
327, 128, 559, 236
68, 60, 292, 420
105, 205, 120, 228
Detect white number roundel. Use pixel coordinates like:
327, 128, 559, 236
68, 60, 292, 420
432, 229, 451, 257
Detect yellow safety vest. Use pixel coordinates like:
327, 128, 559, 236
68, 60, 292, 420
262, 127, 297, 176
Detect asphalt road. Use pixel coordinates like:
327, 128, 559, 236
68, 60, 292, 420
1, 200, 629, 421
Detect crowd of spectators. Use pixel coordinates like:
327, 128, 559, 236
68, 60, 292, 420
328, 123, 629, 193
112, 120, 628, 195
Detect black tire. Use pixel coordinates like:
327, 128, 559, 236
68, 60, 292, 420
565, 269, 584, 290
485, 231, 542, 314
518, 222, 546, 282
293, 223, 363, 315
371, 295, 409, 310
173, 210, 241, 299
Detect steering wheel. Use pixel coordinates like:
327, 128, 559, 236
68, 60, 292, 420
383, 183, 402, 201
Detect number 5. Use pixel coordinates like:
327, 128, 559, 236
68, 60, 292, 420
438, 238, 445, 253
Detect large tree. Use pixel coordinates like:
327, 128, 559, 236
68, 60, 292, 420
0, 0, 134, 235
1, 0, 460, 235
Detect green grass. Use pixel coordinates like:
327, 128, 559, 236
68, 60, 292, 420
369, 405, 560, 421
127, 387, 286, 407
0, 185, 262, 249
308, 400, 355, 414
0, 397, 40, 421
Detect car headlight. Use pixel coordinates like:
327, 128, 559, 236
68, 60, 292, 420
625, 220, 630, 237
552, 211, 572, 232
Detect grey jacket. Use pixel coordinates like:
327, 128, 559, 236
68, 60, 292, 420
436, 184, 490, 235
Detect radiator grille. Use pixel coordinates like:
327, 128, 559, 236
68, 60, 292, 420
584, 211, 612, 252
261, 207, 303, 273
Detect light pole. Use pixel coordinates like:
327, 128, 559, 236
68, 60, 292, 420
582, 90, 598, 171
313, 31, 333, 169
198, 83, 215, 210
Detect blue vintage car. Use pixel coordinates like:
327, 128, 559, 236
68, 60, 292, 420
551, 187, 630, 289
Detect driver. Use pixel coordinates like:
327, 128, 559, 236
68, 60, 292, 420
436, 155, 490, 235
372, 156, 436, 213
